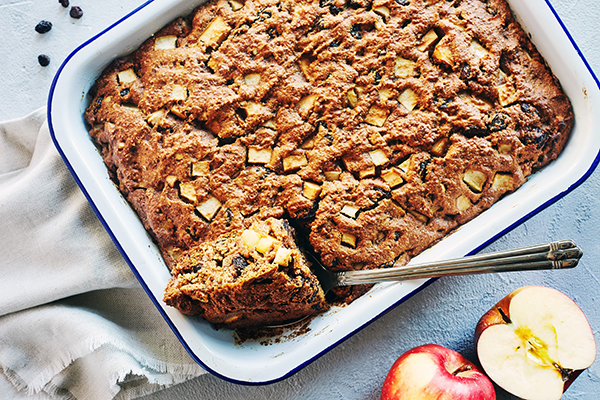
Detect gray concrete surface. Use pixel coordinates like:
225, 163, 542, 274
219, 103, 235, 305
1, 0, 598, 398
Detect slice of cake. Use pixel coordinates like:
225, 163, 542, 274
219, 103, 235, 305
164, 218, 328, 328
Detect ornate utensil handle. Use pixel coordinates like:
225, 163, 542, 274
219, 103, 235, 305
337, 240, 582, 286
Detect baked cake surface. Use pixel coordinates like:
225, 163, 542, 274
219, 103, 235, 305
85, 0, 573, 328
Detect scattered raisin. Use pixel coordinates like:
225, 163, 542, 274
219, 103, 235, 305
437, 97, 452, 109
70, 6, 84, 19
266, 27, 278, 39
395, 0, 409, 5
120, 88, 130, 97
281, 219, 293, 234
373, 186, 392, 199
226, 208, 233, 226
92, 95, 104, 114
487, 113, 509, 132
225, 78, 234, 85
35, 20, 52, 34
520, 126, 547, 148
347, 0, 362, 9
255, 9, 272, 22
59, 0, 69, 7
373, 70, 382, 85
308, 289, 321, 304
313, 16, 326, 31
521, 103, 533, 113
330, 39, 342, 48
232, 255, 250, 273
460, 63, 471, 80
217, 136, 237, 146
235, 107, 248, 121
157, 125, 173, 134
350, 24, 362, 40
329, 5, 342, 15
499, 50, 512, 76
463, 125, 488, 138
185, 227, 200, 241
298, 199, 319, 220
233, 22, 253, 37
418, 160, 429, 181
486, 4, 498, 15
38, 54, 51, 67
520, 103, 540, 117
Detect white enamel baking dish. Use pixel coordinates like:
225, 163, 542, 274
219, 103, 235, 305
48, 0, 600, 384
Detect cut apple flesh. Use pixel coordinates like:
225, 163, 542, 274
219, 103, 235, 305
477, 286, 596, 400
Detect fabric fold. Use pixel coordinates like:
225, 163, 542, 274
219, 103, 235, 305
0, 109, 205, 399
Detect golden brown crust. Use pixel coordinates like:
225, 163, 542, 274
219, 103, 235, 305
163, 218, 328, 328
85, 0, 573, 327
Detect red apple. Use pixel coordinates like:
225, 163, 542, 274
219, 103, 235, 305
381, 344, 496, 400
475, 286, 596, 400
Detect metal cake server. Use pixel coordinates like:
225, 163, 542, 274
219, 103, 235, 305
309, 239, 582, 295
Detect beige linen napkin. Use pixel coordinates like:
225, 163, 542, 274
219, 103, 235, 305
0, 108, 206, 399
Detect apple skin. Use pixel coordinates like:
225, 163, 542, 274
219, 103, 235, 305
475, 285, 596, 399
381, 344, 496, 400
474, 286, 527, 342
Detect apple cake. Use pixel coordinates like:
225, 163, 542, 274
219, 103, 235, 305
84, 0, 573, 328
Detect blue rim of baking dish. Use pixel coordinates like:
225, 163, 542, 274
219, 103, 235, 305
47, 0, 600, 386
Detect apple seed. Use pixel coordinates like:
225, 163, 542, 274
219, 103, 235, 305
497, 307, 511, 323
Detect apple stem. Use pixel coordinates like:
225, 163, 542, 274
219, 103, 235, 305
451, 364, 472, 376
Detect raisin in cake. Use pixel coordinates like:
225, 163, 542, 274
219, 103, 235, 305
85, 0, 573, 328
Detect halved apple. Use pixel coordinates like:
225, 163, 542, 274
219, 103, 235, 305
475, 286, 596, 400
